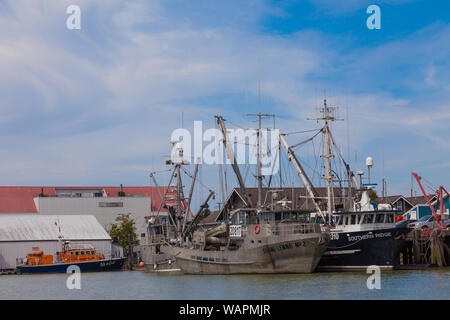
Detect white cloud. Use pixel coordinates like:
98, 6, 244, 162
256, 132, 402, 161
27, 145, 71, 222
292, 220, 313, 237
0, 0, 449, 198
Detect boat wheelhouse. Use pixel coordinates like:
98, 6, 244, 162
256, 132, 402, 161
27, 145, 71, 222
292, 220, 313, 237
332, 210, 399, 232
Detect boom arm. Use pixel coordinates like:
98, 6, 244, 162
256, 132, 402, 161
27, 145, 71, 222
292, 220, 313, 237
279, 134, 325, 220
184, 190, 215, 236
215, 116, 253, 208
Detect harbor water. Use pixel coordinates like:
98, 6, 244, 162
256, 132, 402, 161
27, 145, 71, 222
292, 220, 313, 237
1, 268, 449, 300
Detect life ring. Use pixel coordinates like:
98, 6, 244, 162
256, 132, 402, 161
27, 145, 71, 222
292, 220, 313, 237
254, 224, 261, 234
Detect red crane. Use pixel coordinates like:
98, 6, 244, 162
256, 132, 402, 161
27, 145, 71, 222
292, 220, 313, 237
411, 172, 449, 230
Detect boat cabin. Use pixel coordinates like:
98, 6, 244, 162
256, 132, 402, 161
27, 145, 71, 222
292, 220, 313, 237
331, 210, 401, 231
56, 244, 104, 263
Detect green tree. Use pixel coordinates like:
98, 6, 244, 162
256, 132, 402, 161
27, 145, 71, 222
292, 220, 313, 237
369, 190, 378, 202
108, 213, 137, 256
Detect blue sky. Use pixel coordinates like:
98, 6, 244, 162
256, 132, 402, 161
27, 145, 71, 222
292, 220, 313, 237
0, 0, 449, 206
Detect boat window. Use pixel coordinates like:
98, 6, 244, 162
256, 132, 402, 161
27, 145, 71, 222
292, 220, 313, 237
336, 216, 342, 225
261, 212, 273, 223
362, 214, 374, 224
375, 214, 385, 223
350, 215, 356, 225
75, 251, 79, 256
344, 215, 350, 225
282, 212, 290, 220
81, 251, 84, 255
385, 214, 394, 223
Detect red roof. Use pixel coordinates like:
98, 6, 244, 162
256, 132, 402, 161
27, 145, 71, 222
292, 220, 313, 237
0, 186, 175, 213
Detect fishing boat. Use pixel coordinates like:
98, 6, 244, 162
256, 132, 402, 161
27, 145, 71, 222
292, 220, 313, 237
140, 141, 206, 272
316, 195, 409, 270
173, 207, 328, 274
142, 114, 330, 274
169, 115, 328, 274
280, 97, 409, 271
17, 241, 126, 274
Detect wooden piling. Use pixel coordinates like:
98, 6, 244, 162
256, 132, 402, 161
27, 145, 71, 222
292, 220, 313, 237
412, 229, 422, 264
430, 229, 447, 267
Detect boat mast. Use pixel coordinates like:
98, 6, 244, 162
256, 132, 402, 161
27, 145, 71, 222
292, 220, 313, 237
309, 98, 342, 222
176, 165, 182, 233
245, 112, 274, 208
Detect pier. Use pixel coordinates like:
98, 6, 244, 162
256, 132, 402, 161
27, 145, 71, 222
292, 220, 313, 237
398, 228, 450, 268
0, 269, 17, 275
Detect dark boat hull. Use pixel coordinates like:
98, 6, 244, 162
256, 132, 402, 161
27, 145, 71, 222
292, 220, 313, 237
317, 226, 409, 271
17, 258, 126, 274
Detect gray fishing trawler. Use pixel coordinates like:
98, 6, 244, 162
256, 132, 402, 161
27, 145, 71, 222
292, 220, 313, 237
173, 208, 327, 274
141, 114, 330, 274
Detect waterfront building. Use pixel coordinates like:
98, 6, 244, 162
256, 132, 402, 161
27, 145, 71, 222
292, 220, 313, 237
0, 186, 170, 239
0, 214, 116, 270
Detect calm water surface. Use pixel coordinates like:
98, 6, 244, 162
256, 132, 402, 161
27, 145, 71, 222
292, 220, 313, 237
1, 268, 449, 300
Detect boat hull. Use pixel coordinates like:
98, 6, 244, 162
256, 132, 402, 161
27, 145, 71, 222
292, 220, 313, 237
141, 244, 180, 272
16, 258, 126, 274
175, 231, 328, 274
317, 226, 409, 271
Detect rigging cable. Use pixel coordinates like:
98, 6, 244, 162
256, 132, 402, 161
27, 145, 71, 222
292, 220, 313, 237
290, 128, 323, 150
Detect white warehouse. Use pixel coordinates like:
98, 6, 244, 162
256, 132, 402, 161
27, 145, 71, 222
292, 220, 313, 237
0, 215, 114, 270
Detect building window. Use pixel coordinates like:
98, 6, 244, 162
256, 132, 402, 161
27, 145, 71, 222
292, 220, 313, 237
98, 202, 123, 207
